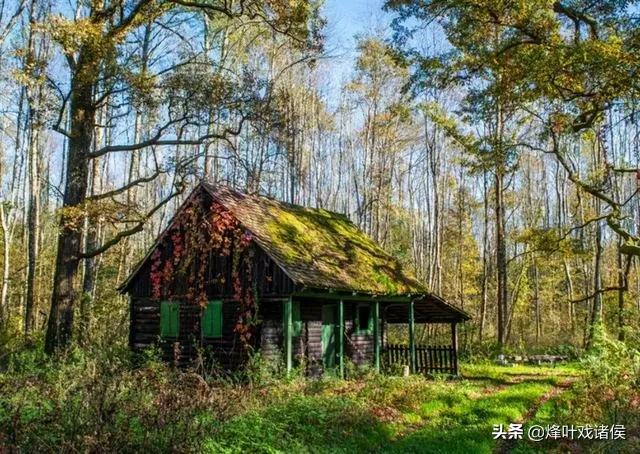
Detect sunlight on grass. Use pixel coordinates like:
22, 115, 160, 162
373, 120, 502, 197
2, 355, 583, 453
199, 363, 581, 453
386, 381, 555, 453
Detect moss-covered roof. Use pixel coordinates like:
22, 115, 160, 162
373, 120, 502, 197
202, 184, 427, 295
121, 183, 470, 321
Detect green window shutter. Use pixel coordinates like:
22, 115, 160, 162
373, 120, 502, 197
203, 300, 223, 338
292, 301, 302, 337
160, 301, 179, 338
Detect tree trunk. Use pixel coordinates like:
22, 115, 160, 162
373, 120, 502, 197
495, 170, 507, 348
80, 150, 100, 343
616, 245, 630, 341
533, 261, 541, 344
25, 121, 40, 335
0, 204, 11, 325
0, 88, 23, 326
24, 0, 50, 338
45, 61, 94, 353
563, 259, 576, 334
479, 170, 489, 342
587, 216, 603, 348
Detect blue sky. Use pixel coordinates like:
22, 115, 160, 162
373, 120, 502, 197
321, 0, 389, 83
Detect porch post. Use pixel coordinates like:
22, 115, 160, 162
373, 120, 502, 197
285, 297, 293, 374
373, 300, 380, 373
409, 299, 416, 374
338, 299, 345, 378
451, 322, 459, 376
381, 305, 385, 350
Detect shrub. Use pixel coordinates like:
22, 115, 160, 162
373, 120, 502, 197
575, 326, 640, 427
0, 343, 230, 452
546, 343, 581, 360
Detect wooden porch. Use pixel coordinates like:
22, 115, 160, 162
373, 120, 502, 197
382, 343, 457, 375
284, 292, 468, 377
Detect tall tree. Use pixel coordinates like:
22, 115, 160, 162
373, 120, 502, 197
347, 37, 413, 245
42, 0, 319, 353
387, 0, 640, 346
23, 0, 50, 335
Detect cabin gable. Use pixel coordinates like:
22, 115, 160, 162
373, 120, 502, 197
124, 187, 296, 299
125, 187, 296, 367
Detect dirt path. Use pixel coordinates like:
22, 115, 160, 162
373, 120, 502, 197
378, 365, 582, 453
494, 376, 578, 454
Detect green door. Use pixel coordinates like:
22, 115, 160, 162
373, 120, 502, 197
321, 305, 336, 368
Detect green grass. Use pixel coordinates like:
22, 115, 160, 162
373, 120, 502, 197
510, 385, 639, 454
0, 352, 585, 453
6, 340, 636, 452
200, 363, 582, 453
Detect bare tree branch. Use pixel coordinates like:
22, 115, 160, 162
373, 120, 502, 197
85, 166, 165, 203
571, 256, 632, 304
79, 187, 183, 259
89, 115, 247, 158
0, 0, 26, 48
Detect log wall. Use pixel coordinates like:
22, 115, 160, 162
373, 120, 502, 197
131, 296, 378, 373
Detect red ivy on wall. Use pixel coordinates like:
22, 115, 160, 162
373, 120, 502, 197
149, 196, 257, 348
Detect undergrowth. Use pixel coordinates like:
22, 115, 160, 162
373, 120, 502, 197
0, 337, 633, 453
512, 327, 640, 453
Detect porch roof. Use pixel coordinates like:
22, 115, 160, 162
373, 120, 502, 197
383, 295, 470, 323
292, 290, 470, 323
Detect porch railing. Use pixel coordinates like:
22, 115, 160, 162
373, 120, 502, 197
382, 344, 457, 375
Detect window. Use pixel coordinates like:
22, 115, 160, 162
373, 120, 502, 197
160, 301, 179, 338
283, 300, 302, 337
355, 304, 373, 335
202, 300, 223, 338
292, 301, 302, 337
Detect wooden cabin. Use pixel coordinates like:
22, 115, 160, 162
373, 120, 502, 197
120, 183, 469, 376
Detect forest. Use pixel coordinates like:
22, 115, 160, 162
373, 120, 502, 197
0, 0, 639, 452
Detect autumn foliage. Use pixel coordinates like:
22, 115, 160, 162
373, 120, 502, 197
149, 196, 256, 347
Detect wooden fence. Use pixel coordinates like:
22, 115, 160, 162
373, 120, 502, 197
382, 344, 457, 375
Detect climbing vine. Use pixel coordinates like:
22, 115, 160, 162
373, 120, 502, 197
149, 195, 258, 348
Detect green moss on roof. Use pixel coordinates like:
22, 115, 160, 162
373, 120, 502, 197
203, 184, 427, 295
